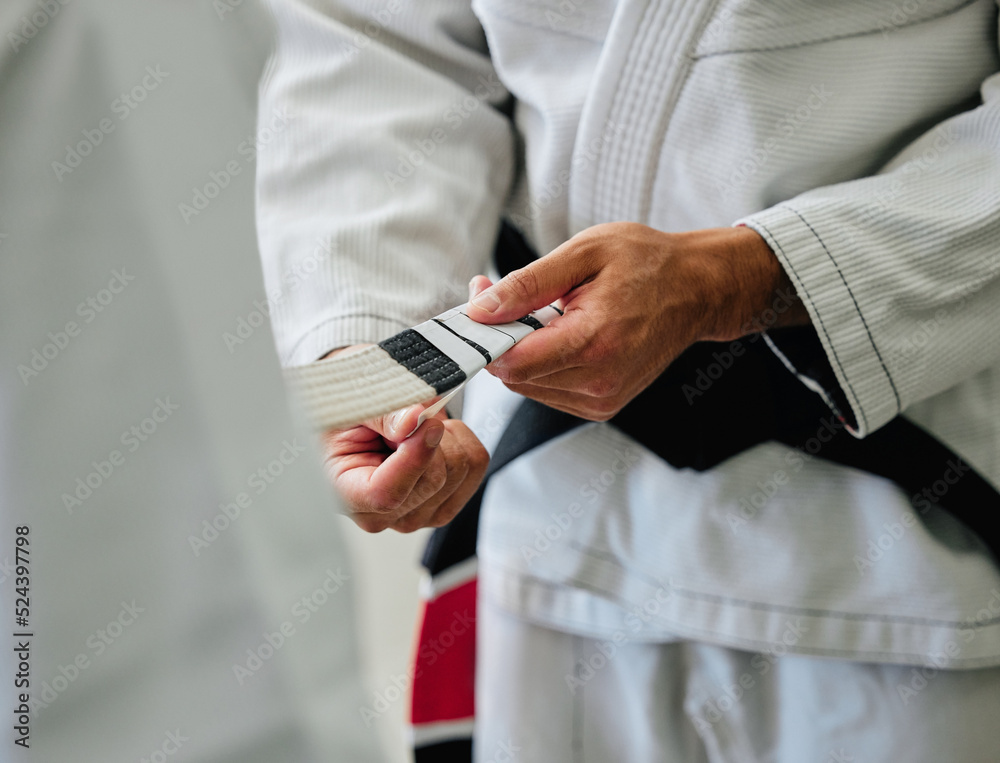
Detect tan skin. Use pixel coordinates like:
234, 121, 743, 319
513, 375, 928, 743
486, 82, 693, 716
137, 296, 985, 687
324, 223, 810, 533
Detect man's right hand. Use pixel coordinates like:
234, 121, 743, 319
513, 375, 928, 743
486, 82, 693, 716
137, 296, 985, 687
320, 346, 489, 533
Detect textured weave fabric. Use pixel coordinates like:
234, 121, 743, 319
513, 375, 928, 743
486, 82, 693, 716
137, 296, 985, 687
257, 0, 1000, 685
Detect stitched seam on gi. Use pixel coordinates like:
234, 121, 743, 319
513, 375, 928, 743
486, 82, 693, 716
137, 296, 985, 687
755, 219, 870, 432
489, 570, 1000, 667
570, 543, 1000, 628
786, 205, 902, 414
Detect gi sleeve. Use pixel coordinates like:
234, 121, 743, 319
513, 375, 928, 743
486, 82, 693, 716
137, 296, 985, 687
257, 0, 515, 365
741, 46, 1000, 438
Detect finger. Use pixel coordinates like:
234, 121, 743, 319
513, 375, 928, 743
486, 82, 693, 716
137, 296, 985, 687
387, 420, 487, 532
494, 364, 600, 395
465, 243, 597, 324
385, 424, 475, 533
321, 401, 429, 468
502, 381, 620, 421
368, 403, 429, 443
468, 275, 493, 301
336, 418, 446, 512
357, 449, 453, 533
424, 422, 489, 527
486, 313, 589, 383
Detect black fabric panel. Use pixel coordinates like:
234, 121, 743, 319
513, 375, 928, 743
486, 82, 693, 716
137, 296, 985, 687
516, 314, 544, 331
379, 328, 466, 394
414, 739, 473, 763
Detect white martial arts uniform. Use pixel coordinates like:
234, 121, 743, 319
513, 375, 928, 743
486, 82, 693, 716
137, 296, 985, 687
257, 0, 1000, 758
0, 2, 383, 761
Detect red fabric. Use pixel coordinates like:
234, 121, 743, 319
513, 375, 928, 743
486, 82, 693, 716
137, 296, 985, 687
410, 577, 477, 725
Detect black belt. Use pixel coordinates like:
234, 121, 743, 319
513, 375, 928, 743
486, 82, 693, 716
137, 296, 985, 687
413, 222, 1000, 763
423, 221, 1000, 574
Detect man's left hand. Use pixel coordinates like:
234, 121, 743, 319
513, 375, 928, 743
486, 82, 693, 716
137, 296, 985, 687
465, 222, 808, 421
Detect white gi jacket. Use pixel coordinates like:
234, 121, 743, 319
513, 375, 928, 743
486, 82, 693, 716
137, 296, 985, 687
258, 0, 1000, 668
0, 1, 383, 760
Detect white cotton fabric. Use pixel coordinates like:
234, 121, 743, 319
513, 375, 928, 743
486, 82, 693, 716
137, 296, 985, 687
257, 0, 1000, 667
476, 586, 1000, 763
0, 3, 384, 760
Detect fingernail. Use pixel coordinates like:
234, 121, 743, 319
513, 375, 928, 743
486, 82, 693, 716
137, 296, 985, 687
468, 278, 477, 301
471, 290, 500, 313
386, 409, 406, 437
425, 426, 444, 448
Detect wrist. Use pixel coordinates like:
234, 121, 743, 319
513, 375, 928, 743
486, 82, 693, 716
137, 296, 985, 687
683, 226, 807, 343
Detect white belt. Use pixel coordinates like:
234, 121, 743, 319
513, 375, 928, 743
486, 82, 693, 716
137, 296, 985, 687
283, 303, 561, 430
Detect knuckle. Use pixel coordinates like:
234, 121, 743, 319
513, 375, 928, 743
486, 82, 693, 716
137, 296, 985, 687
429, 506, 461, 528
393, 514, 425, 534
501, 365, 525, 385
431, 458, 449, 490
369, 485, 406, 512
469, 443, 490, 474
587, 398, 621, 422
354, 515, 390, 534
585, 376, 619, 398
503, 267, 540, 303
413, 462, 447, 502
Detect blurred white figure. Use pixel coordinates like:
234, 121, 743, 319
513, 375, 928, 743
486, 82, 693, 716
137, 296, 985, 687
0, 2, 383, 760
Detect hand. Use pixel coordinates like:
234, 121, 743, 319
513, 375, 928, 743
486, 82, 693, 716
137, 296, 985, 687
465, 222, 808, 421
321, 347, 489, 533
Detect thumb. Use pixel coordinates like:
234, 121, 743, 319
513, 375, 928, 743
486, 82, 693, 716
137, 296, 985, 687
366, 403, 427, 442
466, 249, 590, 324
